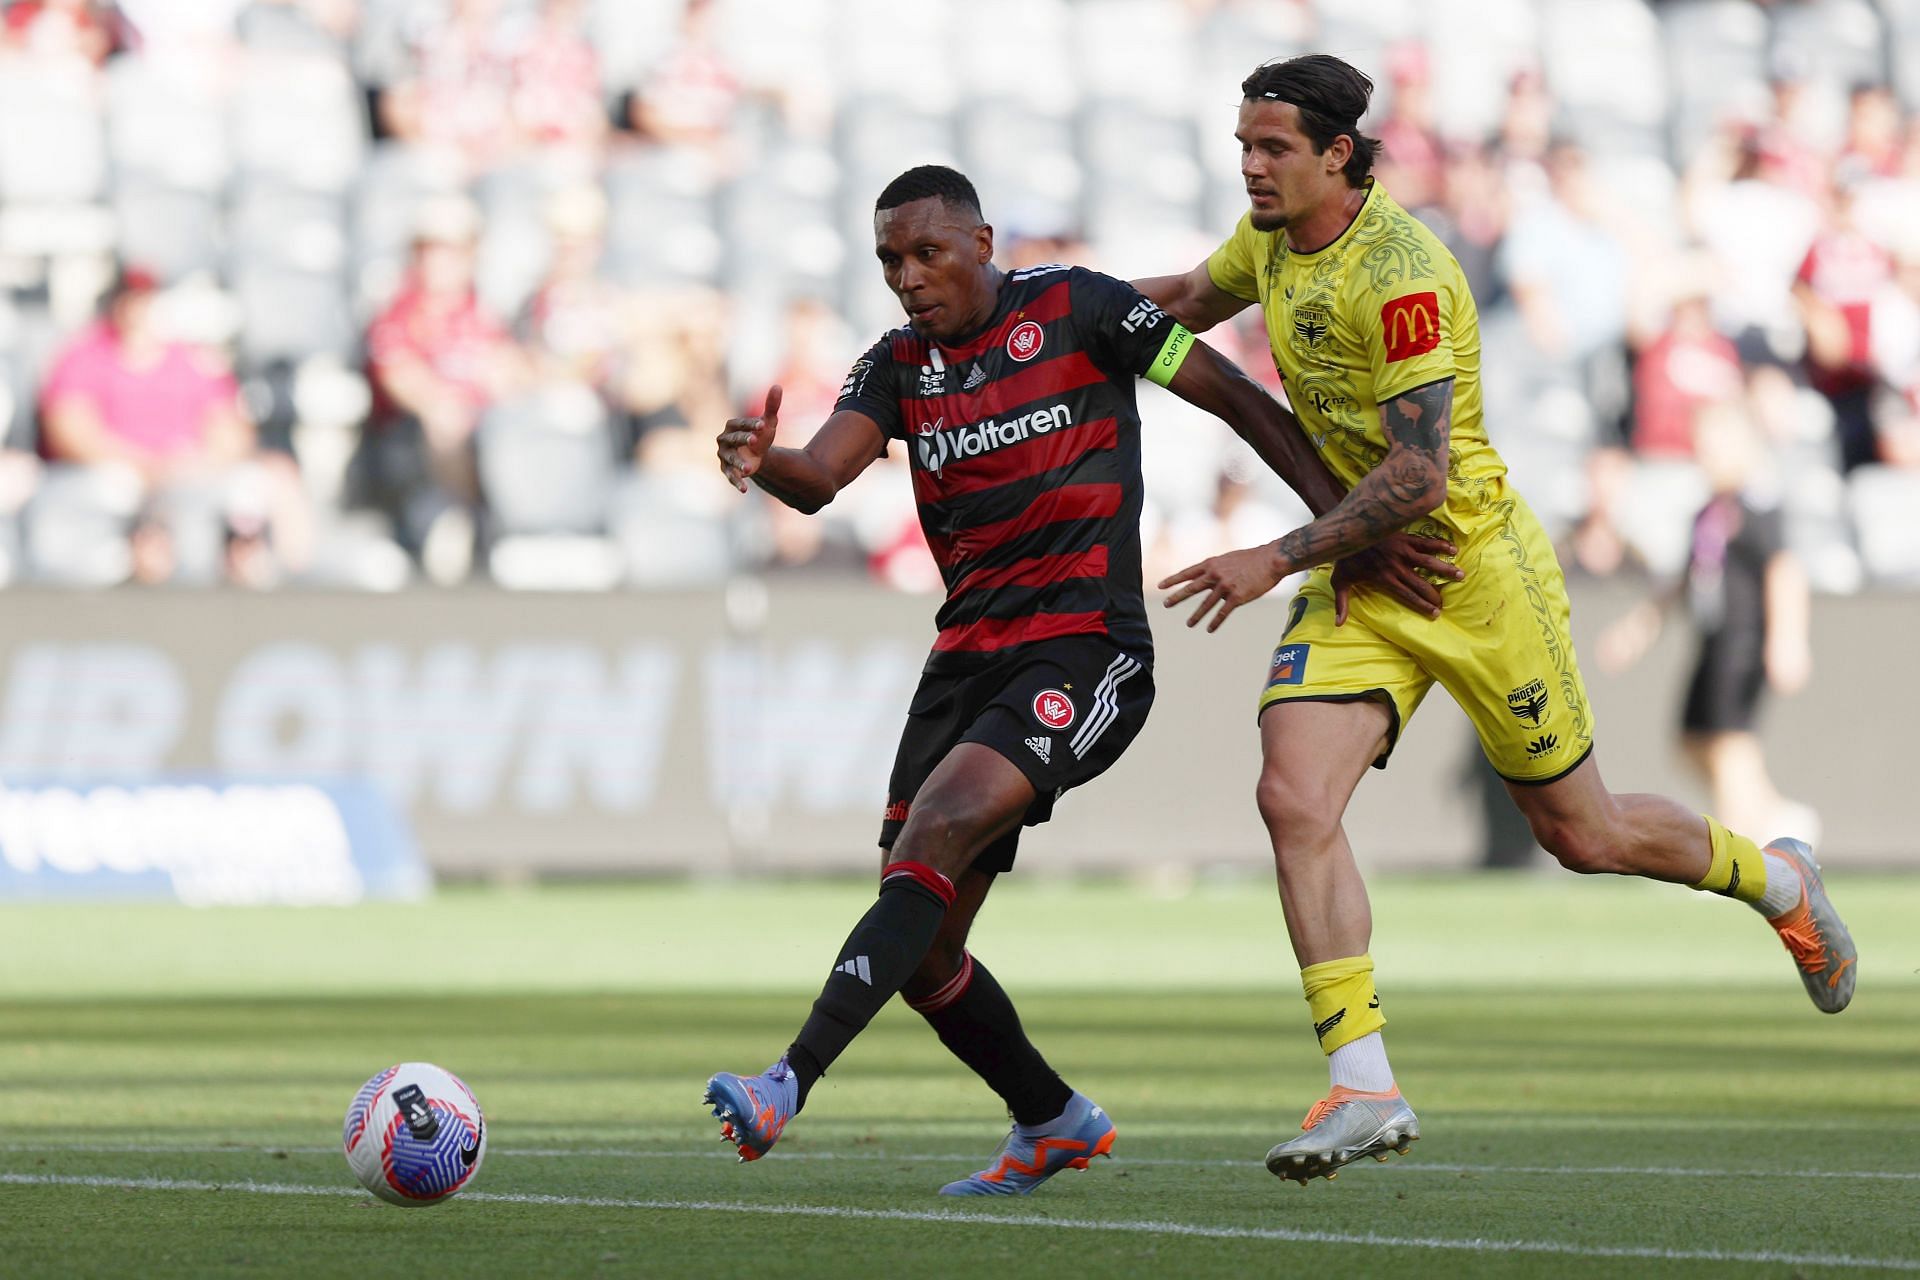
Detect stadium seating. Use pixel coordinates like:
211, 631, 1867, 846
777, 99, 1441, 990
0, 0, 1914, 593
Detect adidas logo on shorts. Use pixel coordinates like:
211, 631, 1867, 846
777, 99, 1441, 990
1025, 736, 1052, 763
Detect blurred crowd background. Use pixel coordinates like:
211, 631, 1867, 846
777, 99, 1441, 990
0, 0, 1917, 594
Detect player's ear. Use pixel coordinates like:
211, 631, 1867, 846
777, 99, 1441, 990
976, 222, 994, 264
1325, 133, 1353, 178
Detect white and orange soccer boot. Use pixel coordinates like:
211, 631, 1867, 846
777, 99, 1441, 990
1265, 1085, 1418, 1184
1764, 838, 1857, 1014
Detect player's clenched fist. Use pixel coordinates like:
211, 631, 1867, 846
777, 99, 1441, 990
717, 385, 783, 492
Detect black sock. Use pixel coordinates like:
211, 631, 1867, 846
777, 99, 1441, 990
909, 952, 1073, 1127
786, 861, 956, 1110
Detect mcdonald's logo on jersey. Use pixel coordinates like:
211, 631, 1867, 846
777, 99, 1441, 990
1380, 292, 1441, 363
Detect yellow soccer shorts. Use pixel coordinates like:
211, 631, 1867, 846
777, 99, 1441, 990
1256, 495, 1595, 783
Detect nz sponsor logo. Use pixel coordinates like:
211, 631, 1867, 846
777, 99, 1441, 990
1506, 678, 1549, 727
915, 403, 1072, 475
1121, 297, 1165, 334
1313, 1008, 1346, 1042
1526, 734, 1560, 758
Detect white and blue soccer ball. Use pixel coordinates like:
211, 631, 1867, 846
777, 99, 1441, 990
343, 1062, 487, 1206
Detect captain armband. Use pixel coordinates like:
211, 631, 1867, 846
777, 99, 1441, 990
1144, 324, 1196, 387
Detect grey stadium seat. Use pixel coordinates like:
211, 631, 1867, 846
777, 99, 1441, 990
1849, 464, 1920, 584
0, 67, 107, 204
477, 385, 617, 538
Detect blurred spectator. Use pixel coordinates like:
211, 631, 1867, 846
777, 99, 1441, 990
1500, 140, 1630, 371
510, 0, 606, 158
1423, 142, 1511, 308
627, 0, 738, 153
362, 197, 526, 576
2, 0, 115, 64
519, 183, 625, 392
1841, 82, 1903, 179
624, 287, 728, 468
38, 268, 309, 585
1792, 171, 1892, 470
1598, 402, 1816, 842
1866, 237, 1920, 468
375, 0, 521, 176
1374, 44, 1444, 213
1631, 261, 1743, 458
1687, 125, 1821, 368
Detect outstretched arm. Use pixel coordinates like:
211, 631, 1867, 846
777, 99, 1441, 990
1132, 261, 1253, 334
717, 384, 890, 515
1161, 340, 1459, 617
1269, 378, 1452, 569
1159, 379, 1455, 631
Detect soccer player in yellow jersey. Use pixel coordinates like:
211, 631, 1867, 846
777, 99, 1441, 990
1134, 54, 1858, 1183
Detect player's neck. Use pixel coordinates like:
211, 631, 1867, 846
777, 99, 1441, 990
1284, 183, 1371, 255
938, 266, 1007, 346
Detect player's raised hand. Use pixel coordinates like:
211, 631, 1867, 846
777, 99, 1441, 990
1159, 544, 1288, 633
717, 385, 782, 492
1331, 532, 1463, 625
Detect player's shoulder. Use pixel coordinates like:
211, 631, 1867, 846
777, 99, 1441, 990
1343, 185, 1461, 296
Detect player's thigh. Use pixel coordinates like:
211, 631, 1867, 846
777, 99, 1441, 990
1421, 498, 1596, 784
1256, 570, 1432, 773
891, 742, 1038, 878
956, 636, 1155, 840
1255, 696, 1395, 837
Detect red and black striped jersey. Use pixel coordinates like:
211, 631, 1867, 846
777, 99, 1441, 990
835, 265, 1176, 674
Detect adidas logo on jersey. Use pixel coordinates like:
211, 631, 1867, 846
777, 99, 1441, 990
834, 956, 872, 985
1025, 736, 1052, 763
962, 365, 987, 391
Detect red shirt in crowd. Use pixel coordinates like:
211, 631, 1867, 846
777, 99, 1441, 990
366, 280, 511, 420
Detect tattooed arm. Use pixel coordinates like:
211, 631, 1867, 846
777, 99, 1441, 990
1271, 378, 1452, 569
1157, 379, 1454, 631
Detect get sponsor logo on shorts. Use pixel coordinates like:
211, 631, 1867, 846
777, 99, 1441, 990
1032, 688, 1075, 730
1267, 643, 1310, 687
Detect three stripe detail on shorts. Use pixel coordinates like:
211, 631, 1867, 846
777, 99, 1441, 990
1068, 654, 1142, 761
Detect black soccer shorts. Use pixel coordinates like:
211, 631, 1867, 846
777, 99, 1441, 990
879, 635, 1155, 874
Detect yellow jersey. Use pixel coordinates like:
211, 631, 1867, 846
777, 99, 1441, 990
1206, 181, 1509, 544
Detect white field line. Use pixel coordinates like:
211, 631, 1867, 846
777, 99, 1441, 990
3, 1171, 1916, 1273
5, 1142, 1919, 1182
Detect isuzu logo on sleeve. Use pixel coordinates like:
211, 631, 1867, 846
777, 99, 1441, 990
1007, 321, 1044, 362
1032, 689, 1075, 730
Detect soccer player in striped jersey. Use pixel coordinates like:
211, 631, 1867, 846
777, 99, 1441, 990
704, 164, 1458, 1195
1136, 54, 1856, 1184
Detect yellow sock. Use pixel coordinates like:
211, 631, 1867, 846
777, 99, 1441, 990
1301, 954, 1386, 1055
1692, 816, 1768, 905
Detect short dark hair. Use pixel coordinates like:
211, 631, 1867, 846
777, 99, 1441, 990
1242, 54, 1381, 186
875, 164, 983, 221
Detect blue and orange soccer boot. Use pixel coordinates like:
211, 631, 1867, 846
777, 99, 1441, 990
704, 1057, 799, 1162
1765, 837, 1857, 1014
938, 1091, 1116, 1196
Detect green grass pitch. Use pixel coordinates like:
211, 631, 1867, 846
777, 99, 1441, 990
3, 873, 1917, 1278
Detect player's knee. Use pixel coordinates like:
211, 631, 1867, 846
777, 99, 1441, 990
1254, 769, 1341, 849
892, 797, 990, 877
1531, 818, 1620, 875
904, 937, 965, 998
